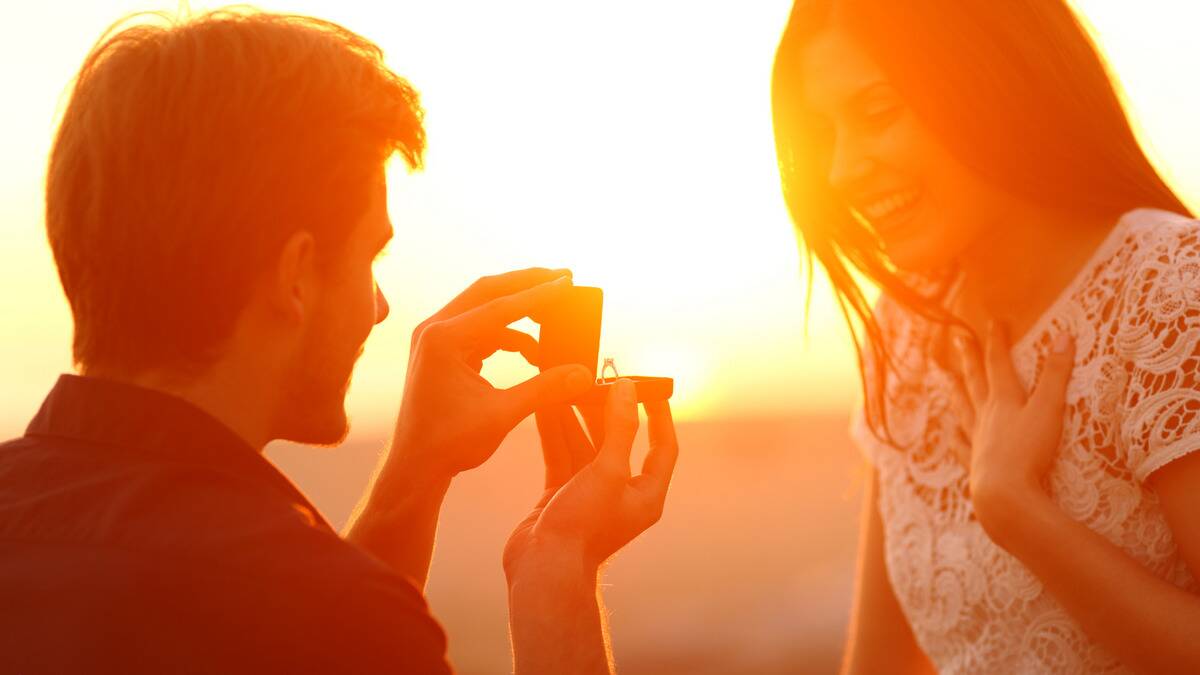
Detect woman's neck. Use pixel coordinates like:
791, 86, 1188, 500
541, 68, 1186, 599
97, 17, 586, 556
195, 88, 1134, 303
949, 203, 1117, 345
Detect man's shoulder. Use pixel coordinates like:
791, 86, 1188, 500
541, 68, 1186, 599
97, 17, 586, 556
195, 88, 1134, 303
0, 432, 451, 673
1, 430, 401, 587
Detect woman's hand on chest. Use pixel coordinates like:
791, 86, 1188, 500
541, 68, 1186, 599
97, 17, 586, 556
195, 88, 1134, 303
951, 321, 1076, 546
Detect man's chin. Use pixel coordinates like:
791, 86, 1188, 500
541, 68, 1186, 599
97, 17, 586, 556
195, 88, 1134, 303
278, 407, 351, 447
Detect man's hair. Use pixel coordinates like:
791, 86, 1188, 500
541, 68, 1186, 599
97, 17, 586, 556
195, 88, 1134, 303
46, 9, 425, 377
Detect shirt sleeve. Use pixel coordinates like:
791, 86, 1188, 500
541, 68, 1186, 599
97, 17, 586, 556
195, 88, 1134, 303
1117, 219, 1200, 482
330, 571, 454, 674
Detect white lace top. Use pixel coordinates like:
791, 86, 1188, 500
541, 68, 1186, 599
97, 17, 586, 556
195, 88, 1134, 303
850, 208, 1200, 674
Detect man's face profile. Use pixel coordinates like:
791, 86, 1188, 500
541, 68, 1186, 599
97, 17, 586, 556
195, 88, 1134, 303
275, 180, 393, 446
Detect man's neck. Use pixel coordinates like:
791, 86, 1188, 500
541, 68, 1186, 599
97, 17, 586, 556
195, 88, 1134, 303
83, 360, 277, 452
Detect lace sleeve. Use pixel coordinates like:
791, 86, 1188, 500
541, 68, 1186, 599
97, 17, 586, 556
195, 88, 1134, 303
1117, 220, 1200, 482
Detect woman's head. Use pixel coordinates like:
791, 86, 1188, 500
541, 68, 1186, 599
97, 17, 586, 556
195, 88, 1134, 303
797, 24, 1017, 274
772, 0, 1191, 434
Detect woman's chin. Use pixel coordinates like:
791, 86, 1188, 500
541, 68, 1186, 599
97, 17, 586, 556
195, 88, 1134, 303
882, 237, 957, 276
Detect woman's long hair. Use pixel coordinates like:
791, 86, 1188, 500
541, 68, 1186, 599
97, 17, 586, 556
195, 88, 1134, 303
771, 0, 1193, 441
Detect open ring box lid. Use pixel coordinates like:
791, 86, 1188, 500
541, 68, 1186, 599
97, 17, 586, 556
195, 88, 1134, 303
535, 285, 674, 406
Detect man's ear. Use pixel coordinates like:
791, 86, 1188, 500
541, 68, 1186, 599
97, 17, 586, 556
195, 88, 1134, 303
272, 230, 318, 325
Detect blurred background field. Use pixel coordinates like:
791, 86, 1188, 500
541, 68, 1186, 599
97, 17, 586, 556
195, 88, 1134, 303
269, 413, 865, 674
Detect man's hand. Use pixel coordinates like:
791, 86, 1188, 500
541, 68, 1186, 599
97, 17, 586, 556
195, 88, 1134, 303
503, 380, 679, 674
346, 267, 594, 587
386, 267, 594, 480
504, 381, 677, 572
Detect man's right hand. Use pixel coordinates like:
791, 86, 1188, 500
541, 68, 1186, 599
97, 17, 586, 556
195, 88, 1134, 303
386, 267, 594, 482
346, 267, 594, 588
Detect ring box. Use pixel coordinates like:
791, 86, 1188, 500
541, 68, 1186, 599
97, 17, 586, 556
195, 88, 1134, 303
535, 285, 674, 405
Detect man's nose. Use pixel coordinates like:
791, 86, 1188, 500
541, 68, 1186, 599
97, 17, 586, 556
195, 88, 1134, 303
374, 283, 390, 325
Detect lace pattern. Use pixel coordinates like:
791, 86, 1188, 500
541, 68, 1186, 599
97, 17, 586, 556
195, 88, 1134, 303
850, 209, 1200, 674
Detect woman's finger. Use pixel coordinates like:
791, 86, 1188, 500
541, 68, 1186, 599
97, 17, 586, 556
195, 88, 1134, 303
985, 320, 1025, 404
948, 370, 976, 465
954, 333, 987, 409
1029, 333, 1075, 414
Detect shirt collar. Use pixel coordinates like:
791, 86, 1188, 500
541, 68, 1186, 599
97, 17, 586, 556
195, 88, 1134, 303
25, 374, 331, 530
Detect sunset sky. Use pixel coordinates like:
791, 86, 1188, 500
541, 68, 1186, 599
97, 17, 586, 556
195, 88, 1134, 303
1, 0, 1199, 437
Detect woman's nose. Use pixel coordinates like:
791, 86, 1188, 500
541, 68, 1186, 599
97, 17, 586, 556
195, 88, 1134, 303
827, 132, 875, 193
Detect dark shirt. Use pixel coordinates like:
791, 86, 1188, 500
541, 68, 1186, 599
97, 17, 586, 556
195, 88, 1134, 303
0, 375, 452, 674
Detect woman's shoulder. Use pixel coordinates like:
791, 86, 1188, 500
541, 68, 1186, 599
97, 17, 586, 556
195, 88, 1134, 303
1094, 210, 1200, 482
1056, 208, 1200, 324
1102, 208, 1200, 309
1120, 206, 1196, 233
1112, 207, 1200, 268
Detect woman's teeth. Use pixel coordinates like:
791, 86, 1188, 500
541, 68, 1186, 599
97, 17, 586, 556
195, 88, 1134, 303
861, 190, 920, 222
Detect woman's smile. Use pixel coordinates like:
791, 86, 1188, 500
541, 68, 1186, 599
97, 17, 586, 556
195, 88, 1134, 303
854, 188, 924, 239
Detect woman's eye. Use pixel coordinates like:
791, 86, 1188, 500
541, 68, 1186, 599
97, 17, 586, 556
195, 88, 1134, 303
858, 104, 901, 130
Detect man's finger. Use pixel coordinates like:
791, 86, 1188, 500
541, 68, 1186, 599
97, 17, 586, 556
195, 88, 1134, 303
536, 408, 571, 490
501, 364, 593, 427
430, 267, 571, 323
1029, 333, 1075, 413
560, 407, 599, 474
577, 402, 606, 450
597, 379, 639, 477
445, 276, 573, 343
985, 321, 1024, 403
468, 328, 540, 368
639, 399, 678, 492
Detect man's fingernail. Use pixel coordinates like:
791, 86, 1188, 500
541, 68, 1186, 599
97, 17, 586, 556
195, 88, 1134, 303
552, 268, 573, 277
616, 378, 635, 400
1052, 333, 1072, 353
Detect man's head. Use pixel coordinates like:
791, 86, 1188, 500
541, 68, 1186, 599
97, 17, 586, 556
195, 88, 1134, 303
46, 9, 422, 444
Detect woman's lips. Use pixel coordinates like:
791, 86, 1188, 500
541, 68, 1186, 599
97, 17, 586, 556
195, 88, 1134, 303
859, 190, 923, 238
